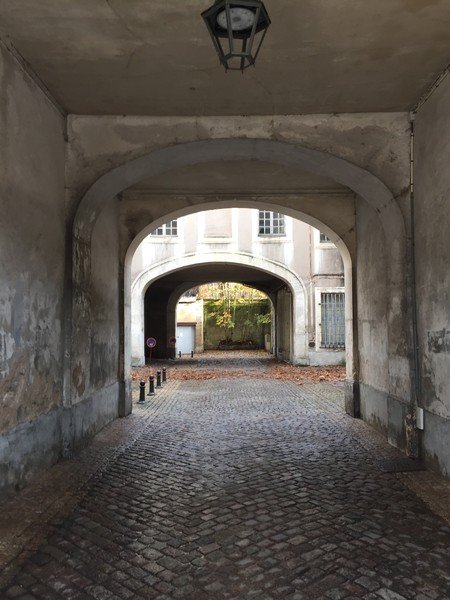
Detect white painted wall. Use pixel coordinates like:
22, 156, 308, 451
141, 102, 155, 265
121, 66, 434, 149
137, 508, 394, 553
131, 211, 344, 366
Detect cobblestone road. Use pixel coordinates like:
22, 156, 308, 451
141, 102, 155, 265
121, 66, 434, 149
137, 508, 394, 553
1, 378, 450, 599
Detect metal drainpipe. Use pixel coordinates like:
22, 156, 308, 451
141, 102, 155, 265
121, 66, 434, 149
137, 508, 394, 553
406, 113, 422, 458
406, 67, 448, 457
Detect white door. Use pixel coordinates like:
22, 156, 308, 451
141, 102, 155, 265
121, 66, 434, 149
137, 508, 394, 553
176, 324, 196, 355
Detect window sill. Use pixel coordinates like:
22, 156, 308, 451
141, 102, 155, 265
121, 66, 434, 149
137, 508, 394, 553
146, 237, 179, 243
256, 237, 290, 243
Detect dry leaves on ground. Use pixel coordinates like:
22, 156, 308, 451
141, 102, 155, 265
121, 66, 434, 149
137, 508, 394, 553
131, 363, 345, 385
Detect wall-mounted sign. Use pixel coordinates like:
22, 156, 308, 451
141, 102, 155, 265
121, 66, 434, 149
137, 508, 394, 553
146, 337, 157, 349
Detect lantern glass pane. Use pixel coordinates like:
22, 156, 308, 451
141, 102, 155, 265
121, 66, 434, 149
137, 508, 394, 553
217, 7, 256, 31
202, 0, 270, 71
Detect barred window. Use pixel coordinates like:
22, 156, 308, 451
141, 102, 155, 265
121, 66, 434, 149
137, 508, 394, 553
258, 211, 285, 236
320, 232, 331, 243
320, 293, 345, 349
151, 220, 178, 236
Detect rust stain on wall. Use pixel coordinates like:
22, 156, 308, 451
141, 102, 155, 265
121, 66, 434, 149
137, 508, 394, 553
0, 354, 60, 435
72, 362, 86, 397
427, 328, 450, 354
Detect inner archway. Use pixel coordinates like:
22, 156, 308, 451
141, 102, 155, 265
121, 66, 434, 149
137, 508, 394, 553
132, 252, 309, 365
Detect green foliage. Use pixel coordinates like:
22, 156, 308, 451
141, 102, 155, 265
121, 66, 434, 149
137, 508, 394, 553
203, 283, 272, 348
255, 312, 272, 325
216, 309, 235, 330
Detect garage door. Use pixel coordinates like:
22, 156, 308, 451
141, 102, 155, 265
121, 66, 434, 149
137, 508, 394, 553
176, 324, 196, 355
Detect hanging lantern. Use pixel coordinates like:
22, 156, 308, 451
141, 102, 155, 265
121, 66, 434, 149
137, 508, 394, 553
201, 1, 271, 72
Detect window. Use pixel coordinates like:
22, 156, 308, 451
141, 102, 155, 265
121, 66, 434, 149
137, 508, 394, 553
320, 232, 331, 243
258, 211, 285, 236
320, 292, 345, 349
151, 220, 178, 236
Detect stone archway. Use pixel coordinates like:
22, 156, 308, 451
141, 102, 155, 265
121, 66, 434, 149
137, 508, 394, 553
70, 138, 408, 429
131, 252, 309, 367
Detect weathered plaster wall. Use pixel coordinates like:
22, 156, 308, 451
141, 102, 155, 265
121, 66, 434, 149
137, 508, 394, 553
312, 247, 345, 277
67, 113, 411, 218
89, 201, 120, 397
276, 288, 292, 362
414, 75, 450, 476
357, 200, 390, 430
357, 193, 413, 453
0, 43, 65, 435
0, 42, 66, 495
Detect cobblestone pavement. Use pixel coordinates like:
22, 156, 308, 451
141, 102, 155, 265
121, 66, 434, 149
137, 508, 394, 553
1, 378, 450, 599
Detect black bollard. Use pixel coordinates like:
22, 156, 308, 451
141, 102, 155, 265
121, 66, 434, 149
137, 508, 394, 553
156, 370, 162, 388
191, 350, 194, 358
138, 380, 146, 404
162, 367, 167, 384
147, 375, 155, 396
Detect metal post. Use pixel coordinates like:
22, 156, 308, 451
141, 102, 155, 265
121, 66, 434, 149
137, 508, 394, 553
162, 367, 167, 384
139, 381, 146, 404
156, 370, 162, 388
148, 375, 155, 396
191, 350, 194, 358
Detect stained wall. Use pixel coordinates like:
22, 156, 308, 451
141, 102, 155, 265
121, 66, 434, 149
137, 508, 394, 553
0, 42, 66, 494
414, 76, 450, 476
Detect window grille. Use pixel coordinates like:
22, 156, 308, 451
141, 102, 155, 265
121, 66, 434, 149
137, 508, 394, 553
258, 211, 285, 236
320, 232, 331, 243
151, 220, 178, 236
320, 292, 345, 349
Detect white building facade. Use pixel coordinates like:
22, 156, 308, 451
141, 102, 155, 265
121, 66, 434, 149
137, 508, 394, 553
131, 208, 345, 366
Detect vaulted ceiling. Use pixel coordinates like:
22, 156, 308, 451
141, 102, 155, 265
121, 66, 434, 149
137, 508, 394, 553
0, 0, 448, 115
145, 263, 286, 297
131, 160, 346, 194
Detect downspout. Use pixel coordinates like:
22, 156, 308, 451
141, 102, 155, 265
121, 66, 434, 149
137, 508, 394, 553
406, 114, 422, 458
406, 66, 448, 457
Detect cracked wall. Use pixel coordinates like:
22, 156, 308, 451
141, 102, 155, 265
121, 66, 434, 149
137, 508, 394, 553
0, 41, 66, 437
66, 113, 411, 218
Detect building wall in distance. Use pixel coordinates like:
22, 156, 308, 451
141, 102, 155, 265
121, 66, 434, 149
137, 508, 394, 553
132, 209, 345, 363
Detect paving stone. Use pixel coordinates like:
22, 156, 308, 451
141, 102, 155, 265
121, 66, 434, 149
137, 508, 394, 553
5, 586, 26, 598
1, 376, 450, 599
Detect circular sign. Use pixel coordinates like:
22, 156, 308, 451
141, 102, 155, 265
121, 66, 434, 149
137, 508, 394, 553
146, 337, 157, 349
169, 336, 177, 348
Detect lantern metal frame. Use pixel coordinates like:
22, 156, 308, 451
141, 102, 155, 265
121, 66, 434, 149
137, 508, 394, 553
201, 0, 271, 72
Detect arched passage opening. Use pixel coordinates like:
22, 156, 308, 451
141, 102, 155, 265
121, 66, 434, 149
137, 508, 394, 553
169, 282, 276, 358
162, 282, 275, 359
126, 201, 353, 406
132, 251, 310, 366
70, 138, 411, 458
